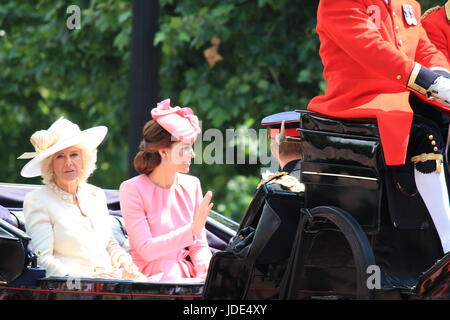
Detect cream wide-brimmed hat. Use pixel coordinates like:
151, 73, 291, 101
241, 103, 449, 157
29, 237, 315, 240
18, 118, 108, 178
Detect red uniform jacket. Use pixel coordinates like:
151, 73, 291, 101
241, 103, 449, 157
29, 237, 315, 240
422, 2, 450, 61
308, 0, 450, 165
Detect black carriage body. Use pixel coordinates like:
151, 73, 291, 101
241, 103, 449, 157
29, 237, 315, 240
295, 111, 446, 299
300, 112, 382, 234
204, 182, 304, 300
300, 111, 438, 231
204, 110, 449, 300
3, 276, 205, 300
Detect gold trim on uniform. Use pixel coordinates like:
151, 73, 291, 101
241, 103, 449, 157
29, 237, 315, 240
421, 5, 441, 19
257, 171, 305, 192
257, 172, 288, 189
410, 153, 443, 173
271, 175, 305, 193
407, 63, 428, 95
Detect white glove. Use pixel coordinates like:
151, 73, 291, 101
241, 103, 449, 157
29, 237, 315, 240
428, 76, 450, 106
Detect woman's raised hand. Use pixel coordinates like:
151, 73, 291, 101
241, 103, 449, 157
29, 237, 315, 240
192, 191, 213, 235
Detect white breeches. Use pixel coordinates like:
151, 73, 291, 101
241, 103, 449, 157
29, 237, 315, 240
415, 166, 450, 254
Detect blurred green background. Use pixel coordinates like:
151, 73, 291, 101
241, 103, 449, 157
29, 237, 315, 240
0, 0, 443, 223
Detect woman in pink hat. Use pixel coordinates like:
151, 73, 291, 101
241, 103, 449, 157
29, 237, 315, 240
119, 99, 213, 281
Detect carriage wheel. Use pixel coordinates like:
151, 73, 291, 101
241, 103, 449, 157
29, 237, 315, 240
283, 206, 376, 300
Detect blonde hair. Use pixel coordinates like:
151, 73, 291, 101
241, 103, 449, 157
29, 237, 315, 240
41, 145, 98, 185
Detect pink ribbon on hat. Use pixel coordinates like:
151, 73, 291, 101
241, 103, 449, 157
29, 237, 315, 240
151, 99, 201, 144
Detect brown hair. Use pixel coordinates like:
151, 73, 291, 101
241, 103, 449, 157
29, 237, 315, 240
134, 120, 176, 174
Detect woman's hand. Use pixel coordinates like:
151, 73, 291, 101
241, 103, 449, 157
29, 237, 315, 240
113, 254, 145, 279
115, 255, 135, 272
120, 261, 141, 277
122, 267, 147, 281
192, 191, 213, 235
92, 268, 122, 279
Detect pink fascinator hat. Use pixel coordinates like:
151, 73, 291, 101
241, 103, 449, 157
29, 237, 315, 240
151, 99, 201, 144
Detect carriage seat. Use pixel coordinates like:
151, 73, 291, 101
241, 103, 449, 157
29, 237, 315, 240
1, 204, 229, 257
108, 210, 130, 251
299, 110, 437, 232
0, 205, 131, 252
300, 111, 379, 138
228, 181, 304, 264
299, 111, 382, 234
0, 205, 19, 229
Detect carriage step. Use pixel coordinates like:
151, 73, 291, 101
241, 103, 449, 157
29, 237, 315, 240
414, 252, 450, 298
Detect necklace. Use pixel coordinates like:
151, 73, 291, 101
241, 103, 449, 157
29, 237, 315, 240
48, 182, 76, 204
48, 182, 89, 217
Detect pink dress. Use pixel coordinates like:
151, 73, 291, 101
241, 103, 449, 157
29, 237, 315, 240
119, 173, 212, 281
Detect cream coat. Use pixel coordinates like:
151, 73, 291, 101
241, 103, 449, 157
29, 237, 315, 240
24, 182, 129, 277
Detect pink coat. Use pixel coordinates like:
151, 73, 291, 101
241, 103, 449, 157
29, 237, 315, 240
119, 173, 212, 281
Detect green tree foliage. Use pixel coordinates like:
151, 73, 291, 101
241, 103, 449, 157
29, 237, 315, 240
421, 0, 444, 10
0, 0, 131, 188
157, 0, 322, 221
0, 0, 446, 222
156, 0, 444, 221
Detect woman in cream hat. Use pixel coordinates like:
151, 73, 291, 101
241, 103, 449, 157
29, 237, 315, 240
119, 99, 213, 281
19, 118, 146, 280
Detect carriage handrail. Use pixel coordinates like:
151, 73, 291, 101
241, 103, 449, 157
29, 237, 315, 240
298, 128, 380, 141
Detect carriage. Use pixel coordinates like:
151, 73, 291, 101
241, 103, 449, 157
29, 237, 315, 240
1, 111, 449, 300
0, 183, 237, 300
203, 110, 450, 300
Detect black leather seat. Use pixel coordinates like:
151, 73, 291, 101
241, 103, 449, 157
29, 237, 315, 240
298, 110, 444, 292
0, 205, 17, 228
109, 212, 130, 251
0, 185, 231, 268
0, 205, 32, 283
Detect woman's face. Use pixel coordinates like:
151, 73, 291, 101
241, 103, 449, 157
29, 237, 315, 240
162, 141, 196, 173
52, 146, 83, 185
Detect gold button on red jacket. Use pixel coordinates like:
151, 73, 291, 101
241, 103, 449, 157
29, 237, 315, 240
308, 0, 450, 165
